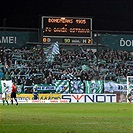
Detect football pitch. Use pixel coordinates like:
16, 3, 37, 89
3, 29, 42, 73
0, 103, 133, 133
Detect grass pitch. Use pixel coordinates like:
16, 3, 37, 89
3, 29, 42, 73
0, 103, 133, 133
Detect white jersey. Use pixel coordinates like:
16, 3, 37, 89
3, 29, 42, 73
128, 85, 133, 94
2, 86, 8, 98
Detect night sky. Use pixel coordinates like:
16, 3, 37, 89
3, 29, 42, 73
0, 0, 133, 31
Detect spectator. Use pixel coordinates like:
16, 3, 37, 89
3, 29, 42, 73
1, 46, 132, 93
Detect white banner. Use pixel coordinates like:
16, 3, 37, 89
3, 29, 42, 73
62, 94, 116, 103
0, 94, 119, 103
104, 81, 127, 93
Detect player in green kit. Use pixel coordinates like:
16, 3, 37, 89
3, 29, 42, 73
126, 82, 133, 104
2, 83, 9, 105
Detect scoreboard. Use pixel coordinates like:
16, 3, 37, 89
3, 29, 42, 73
41, 16, 92, 44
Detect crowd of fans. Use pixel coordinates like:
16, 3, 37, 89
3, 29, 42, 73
0, 46, 133, 92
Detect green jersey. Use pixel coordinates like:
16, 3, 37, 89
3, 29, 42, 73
127, 85, 133, 97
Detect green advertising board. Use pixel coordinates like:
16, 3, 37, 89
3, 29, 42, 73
84, 80, 103, 94
97, 33, 133, 51
0, 31, 38, 48
0, 30, 132, 51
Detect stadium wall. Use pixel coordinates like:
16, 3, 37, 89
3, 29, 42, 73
95, 33, 133, 52
0, 28, 133, 51
0, 28, 39, 48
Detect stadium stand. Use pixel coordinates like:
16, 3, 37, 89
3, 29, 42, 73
0, 45, 133, 89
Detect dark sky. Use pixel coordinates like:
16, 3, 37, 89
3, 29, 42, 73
0, 0, 133, 31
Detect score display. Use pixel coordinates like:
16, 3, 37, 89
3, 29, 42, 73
43, 37, 92, 44
42, 16, 92, 44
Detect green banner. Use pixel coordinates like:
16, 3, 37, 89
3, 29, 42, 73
85, 80, 103, 94
97, 33, 133, 51
37, 84, 56, 93
0, 31, 38, 48
70, 80, 84, 94
54, 80, 69, 94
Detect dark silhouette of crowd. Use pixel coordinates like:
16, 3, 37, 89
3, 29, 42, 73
0, 46, 133, 92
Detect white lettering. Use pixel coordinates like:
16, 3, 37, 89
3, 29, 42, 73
126, 40, 132, 46
0, 36, 17, 44
9, 37, 14, 43
120, 38, 133, 47
0, 36, 8, 43
83, 39, 87, 43
120, 38, 125, 46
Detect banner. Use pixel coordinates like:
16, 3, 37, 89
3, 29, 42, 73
39, 94, 61, 100
5, 94, 62, 101
37, 84, 56, 93
104, 81, 127, 93
0, 31, 38, 48
97, 33, 133, 51
62, 94, 116, 103
16, 94, 33, 100
54, 80, 69, 94
84, 80, 103, 94
16, 94, 62, 100
70, 80, 84, 94
1, 80, 130, 95
44, 42, 60, 62
0, 94, 117, 103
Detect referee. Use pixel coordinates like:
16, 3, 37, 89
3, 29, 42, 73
11, 82, 18, 105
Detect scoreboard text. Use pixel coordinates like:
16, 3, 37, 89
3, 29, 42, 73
42, 16, 92, 44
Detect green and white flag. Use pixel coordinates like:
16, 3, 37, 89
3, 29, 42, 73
85, 80, 103, 94
70, 80, 84, 94
52, 42, 60, 55
54, 80, 69, 94
44, 42, 60, 62
82, 65, 89, 72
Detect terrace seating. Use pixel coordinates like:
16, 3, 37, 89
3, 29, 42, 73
0, 46, 132, 87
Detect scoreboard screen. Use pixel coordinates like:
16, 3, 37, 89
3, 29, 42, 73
41, 16, 92, 44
